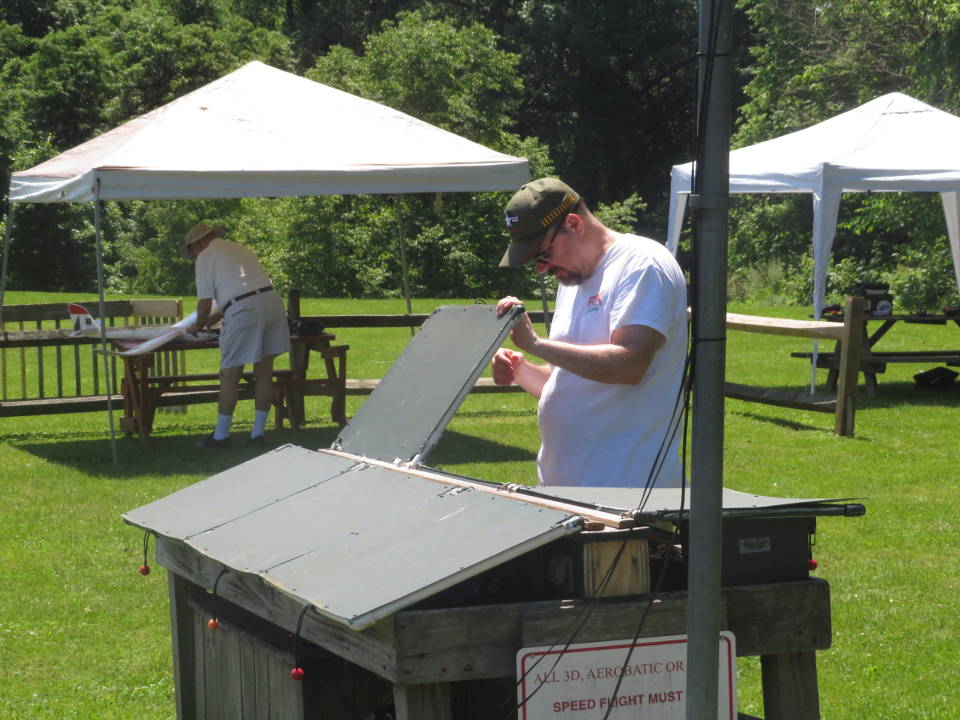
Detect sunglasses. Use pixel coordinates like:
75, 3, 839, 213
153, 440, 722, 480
531, 214, 569, 264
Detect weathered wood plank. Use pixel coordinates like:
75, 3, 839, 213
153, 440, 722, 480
760, 651, 820, 720
834, 296, 865, 437
193, 609, 206, 720
393, 580, 830, 683
724, 580, 831, 656
295, 309, 551, 330
725, 312, 846, 341
393, 682, 453, 720
239, 639, 259, 720
582, 537, 650, 597
0, 394, 123, 416
168, 571, 199, 720
724, 383, 836, 413
394, 594, 697, 684
157, 538, 399, 682
394, 603, 523, 684
0, 300, 133, 323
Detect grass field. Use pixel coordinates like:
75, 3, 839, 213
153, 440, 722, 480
1, 291, 958, 719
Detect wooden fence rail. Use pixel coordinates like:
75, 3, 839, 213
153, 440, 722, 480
0, 299, 183, 416
722, 296, 866, 437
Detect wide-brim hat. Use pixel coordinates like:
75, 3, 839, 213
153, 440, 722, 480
499, 178, 581, 267
180, 222, 223, 259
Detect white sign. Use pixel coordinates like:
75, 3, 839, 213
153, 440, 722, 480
515, 632, 736, 720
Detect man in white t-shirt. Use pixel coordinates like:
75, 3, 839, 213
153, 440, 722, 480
492, 178, 688, 488
181, 223, 291, 448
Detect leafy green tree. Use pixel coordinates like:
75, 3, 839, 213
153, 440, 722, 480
730, 0, 960, 307
300, 10, 554, 298
1, 1, 292, 292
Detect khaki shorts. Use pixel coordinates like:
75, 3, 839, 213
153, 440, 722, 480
219, 291, 291, 368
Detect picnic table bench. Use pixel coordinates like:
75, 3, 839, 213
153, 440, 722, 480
791, 311, 960, 394
114, 333, 348, 447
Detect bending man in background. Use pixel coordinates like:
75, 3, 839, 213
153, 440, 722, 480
182, 223, 291, 448
492, 178, 688, 487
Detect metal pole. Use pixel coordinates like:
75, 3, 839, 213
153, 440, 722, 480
94, 180, 119, 465
537, 274, 552, 335
393, 195, 415, 337
0, 201, 14, 327
686, 0, 732, 717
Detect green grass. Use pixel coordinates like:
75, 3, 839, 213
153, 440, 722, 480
2, 292, 959, 718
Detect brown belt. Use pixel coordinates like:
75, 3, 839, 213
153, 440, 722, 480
222, 285, 273, 313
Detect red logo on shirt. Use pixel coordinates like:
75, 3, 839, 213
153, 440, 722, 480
586, 293, 604, 313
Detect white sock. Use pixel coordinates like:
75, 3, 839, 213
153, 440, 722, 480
252, 410, 269, 438
213, 414, 232, 440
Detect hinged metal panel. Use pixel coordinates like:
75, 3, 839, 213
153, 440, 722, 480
124, 445, 580, 630
333, 304, 522, 463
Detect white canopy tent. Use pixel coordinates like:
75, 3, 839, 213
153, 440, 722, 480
8, 61, 529, 202
3, 60, 529, 461
667, 92, 960, 317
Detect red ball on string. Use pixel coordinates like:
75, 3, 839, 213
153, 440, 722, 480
807, 558, 819, 571
138, 564, 151, 576
208, 618, 220, 631
290, 667, 305, 681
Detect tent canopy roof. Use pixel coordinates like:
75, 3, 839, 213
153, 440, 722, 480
10, 61, 529, 203
667, 92, 960, 315
671, 92, 960, 195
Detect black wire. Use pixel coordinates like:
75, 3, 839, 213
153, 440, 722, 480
600, 531, 682, 720
596, 0, 726, 712
141, 531, 150, 568
294, 603, 312, 670
501, 537, 632, 719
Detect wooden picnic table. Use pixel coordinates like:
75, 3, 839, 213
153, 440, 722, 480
114, 333, 348, 447
792, 312, 960, 393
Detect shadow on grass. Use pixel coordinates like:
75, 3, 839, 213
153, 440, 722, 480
7, 422, 532, 477
728, 410, 833, 434
428, 428, 536, 465
727, 378, 960, 434
855, 380, 960, 409
8, 423, 344, 478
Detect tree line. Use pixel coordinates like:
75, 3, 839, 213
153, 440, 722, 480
2, 0, 959, 308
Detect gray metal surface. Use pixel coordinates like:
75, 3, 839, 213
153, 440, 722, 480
333, 304, 521, 463
124, 444, 580, 630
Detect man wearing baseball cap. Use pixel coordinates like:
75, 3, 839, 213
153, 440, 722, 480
182, 222, 290, 448
492, 178, 688, 488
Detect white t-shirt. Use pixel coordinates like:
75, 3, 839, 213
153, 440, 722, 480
195, 237, 272, 311
537, 233, 688, 488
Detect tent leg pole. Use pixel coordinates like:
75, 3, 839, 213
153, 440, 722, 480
394, 195, 415, 337
0, 201, 14, 326
94, 181, 119, 465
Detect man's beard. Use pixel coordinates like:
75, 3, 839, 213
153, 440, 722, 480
550, 267, 584, 286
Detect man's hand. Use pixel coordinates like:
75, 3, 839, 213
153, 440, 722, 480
492, 348, 525, 385
496, 295, 540, 353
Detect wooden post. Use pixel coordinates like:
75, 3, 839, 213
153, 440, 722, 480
760, 650, 821, 720
582, 536, 650, 597
393, 682, 453, 720
287, 289, 306, 426
168, 571, 199, 720
834, 296, 865, 437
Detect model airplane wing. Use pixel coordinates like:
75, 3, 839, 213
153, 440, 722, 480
67, 304, 217, 355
